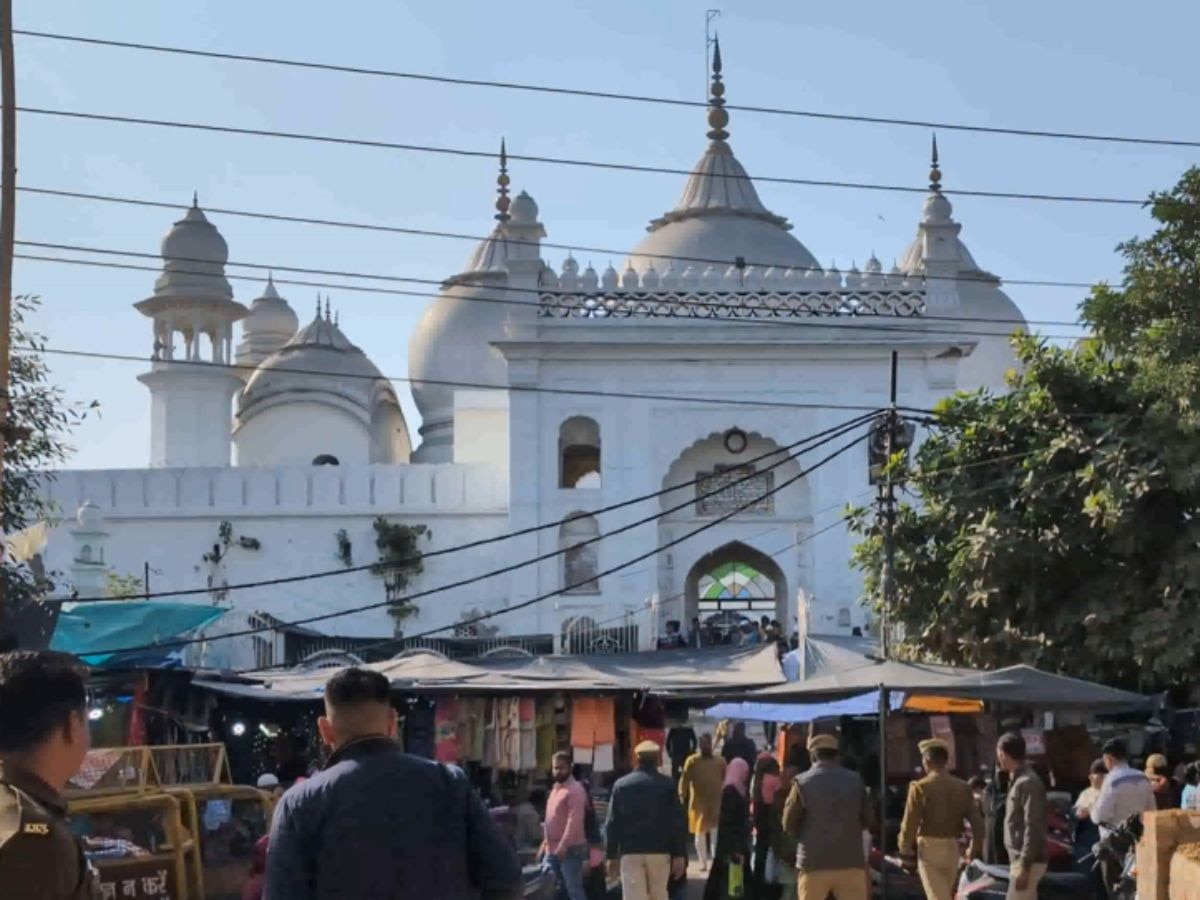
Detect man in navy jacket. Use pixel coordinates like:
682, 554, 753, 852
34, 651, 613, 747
265, 667, 521, 900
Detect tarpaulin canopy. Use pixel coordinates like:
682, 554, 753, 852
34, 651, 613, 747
705, 691, 903, 724
51, 601, 227, 668
195, 643, 784, 702
750, 656, 1153, 711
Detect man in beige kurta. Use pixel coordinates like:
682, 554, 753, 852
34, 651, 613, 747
677, 733, 726, 871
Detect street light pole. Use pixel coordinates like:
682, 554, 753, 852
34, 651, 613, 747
0, 0, 17, 631
881, 351, 899, 659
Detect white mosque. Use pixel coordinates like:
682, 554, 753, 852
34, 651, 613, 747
39, 47, 1024, 670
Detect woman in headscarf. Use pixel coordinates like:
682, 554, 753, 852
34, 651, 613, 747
751, 753, 782, 900
704, 756, 752, 900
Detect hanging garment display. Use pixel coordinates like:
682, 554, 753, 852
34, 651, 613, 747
571, 697, 598, 750
519, 698, 537, 771
435, 698, 460, 764
593, 743, 615, 774
501, 697, 522, 772
483, 699, 500, 769
536, 698, 557, 771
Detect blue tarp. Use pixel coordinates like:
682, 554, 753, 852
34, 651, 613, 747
705, 691, 903, 723
50, 601, 226, 667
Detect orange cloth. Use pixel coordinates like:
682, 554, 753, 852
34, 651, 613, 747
593, 698, 616, 746
571, 697, 598, 749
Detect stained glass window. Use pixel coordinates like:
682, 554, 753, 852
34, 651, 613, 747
697, 561, 775, 613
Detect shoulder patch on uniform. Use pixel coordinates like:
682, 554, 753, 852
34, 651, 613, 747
22, 822, 50, 835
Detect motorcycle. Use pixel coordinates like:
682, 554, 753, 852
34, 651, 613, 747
955, 860, 1091, 899
1088, 814, 1144, 900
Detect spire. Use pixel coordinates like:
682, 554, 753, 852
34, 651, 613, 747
706, 36, 729, 142
334, 309, 339, 326
929, 134, 942, 193
192, 190, 199, 208
495, 138, 511, 222
324, 297, 332, 322
315, 294, 322, 319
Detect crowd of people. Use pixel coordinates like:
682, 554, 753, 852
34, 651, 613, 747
5, 647, 1197, 900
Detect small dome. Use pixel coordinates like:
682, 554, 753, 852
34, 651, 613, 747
243, 276, 299, 337
76, 501, 103, 529
149, 198, 234, 301
510, 191, 538, 224
161, 199, 229, 266
923, 191, 954, 224
865, 255, 883, 275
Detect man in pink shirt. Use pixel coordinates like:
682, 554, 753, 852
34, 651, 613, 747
543, 751, 590, 900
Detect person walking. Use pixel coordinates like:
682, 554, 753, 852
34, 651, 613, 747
0, 650, 100, 900
678, 733, 726, 872
722, 722, 758, 771
996, 732, 1047, 900
667, 725, 698, 783
782, 734, 872, 900
543, 751, 589, 900
766, 749, 803, 900
751, 752, 782, 897
703, 757, 751, 900
1091, 738, 1156, 899
265, 667, 520, 900
897, 738, 984, 900
1146, 754, 1182, 810
604, 740, 688, 900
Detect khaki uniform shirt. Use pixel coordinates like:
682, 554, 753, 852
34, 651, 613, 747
0, 762, 100, 899
898, 770, 984, 859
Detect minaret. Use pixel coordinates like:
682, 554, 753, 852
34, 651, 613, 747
234, 273, 299, 379
902, 136, 964, 311
69, 502, 109, 598
135, 196, 248, 467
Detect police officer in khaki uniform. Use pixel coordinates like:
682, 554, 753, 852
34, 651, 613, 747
0, 650, 100, 899
898, 738, 984, 900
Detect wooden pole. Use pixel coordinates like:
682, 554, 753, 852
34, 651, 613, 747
0, 0, 17, 630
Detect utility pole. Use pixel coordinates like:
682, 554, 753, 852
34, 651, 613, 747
0, 0, 17, 631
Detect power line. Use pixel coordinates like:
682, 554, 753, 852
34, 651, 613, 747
15, 247, 1087, 340
78, 428, 869, 658
61, 412, 878, 604
16, 29, 1200, 151
14, 106, 1148, 207
18, 184, 1110, 297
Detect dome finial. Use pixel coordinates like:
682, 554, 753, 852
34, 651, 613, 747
315, 294, 322, 319
929, 133, 942, 193
706, 36, 730, 142
495, 138, 511, 222
192, 190, 198, 209
324, 297, 332, 322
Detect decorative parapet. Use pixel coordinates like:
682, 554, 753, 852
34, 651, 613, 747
537, 287, 925, 320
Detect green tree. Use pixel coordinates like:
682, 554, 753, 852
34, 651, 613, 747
851, 169, 1200, 690
370, 517, 431, 629
2, 295, 97, 646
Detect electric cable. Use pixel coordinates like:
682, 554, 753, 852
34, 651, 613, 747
15, 247, 1086, 341
13, 106, 1148, 206
77, 426, 870, 658
61, 412, 875, 605
17, 184, 1108, 298
17, 29, 1200, 150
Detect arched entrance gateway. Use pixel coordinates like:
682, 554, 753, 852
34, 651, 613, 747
685, 541, 788, 637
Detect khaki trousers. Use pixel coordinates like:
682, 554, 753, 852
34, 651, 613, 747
796, 866, 869, 900
620, 853, 671, 900
916, 836, 961, 900
1005, 862, 1046, 900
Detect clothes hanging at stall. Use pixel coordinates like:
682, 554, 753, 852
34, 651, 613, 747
435, 698, 460, 764
570, 697, 616, 753
518, 698, 537, 771
536, 698, 557, 771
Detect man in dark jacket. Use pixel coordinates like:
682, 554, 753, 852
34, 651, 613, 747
605, 741, 688, 900
782, 734, 872, 900
265, 668, 520, 900
721, 722, 758, 770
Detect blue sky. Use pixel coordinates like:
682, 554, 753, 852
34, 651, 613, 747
15, 0, 1200, 470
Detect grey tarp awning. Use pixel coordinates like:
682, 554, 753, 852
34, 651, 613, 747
193, 643, 784, 702
750, 656, 1153, 711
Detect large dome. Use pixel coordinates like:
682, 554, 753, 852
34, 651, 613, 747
408, 269, 509, 463
626, 41, 818, 275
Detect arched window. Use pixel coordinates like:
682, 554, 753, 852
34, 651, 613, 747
559, 417, 601, 489
79, 545, 93, 563
560, 514, 600, 594
312, 454, 340, 466
837, 607, 852, 628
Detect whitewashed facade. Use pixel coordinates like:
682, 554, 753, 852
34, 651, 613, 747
39, 51, 1025, 669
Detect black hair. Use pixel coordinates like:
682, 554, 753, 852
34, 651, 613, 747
1091, 758, 1109, 777
814, 748, 839, 763
324, 667, 390, 708
0, 651, 88, 753
784, 747, 804, 770
1101, 738, 1128, 761
968, 775, 987, 790
997, 732, 1027, 762
924, 745, 950, 767
1185, 763, 1200, 787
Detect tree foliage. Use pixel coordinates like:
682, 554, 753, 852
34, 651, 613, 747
370, 517, 431, 626
2, 296, 96, 644
851, 169, 1200, 690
